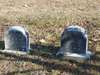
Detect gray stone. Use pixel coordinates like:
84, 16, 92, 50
4, 26, 30, 52
57, 25, 92, 62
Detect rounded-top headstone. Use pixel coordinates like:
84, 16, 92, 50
60, 25, 88, 54
4, 26, 30, 52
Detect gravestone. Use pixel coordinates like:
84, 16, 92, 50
4, 26, 30, 52
57, 25, 92, 62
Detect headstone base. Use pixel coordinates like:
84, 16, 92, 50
0, 50, 27, 55
57, 51, 93, 62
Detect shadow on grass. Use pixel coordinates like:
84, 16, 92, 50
0, 41, 5, 50
6, 69, 43, 75
30, 43, 59, 56
90, 51, 100, 62
0, 43, 99, 75
0, 52, 94, 75
0, 43, 100, 75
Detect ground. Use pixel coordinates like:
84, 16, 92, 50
0, 0, 100, 75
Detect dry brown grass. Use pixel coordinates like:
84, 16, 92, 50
0, 0, 100, 46
0, 0, 100, 75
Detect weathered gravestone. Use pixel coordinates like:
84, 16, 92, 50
57, 25, 93, 62
4, 26, 30, 52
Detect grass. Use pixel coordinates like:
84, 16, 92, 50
0, 47, 100, 75
0, 0, 100, 75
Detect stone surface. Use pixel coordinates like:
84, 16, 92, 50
57, 25, 92, 62
4, 26, 30, 52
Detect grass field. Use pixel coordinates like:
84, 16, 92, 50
0, 0, 100, 75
